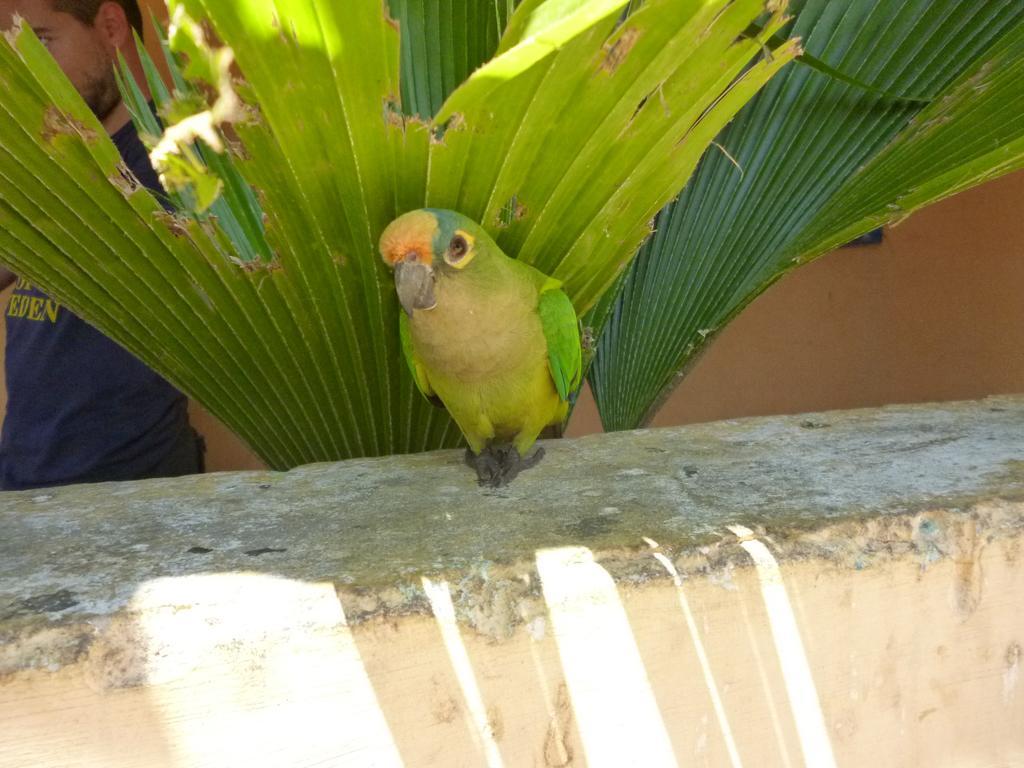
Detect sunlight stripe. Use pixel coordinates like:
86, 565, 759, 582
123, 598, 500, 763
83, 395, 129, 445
728, 525, 837, 768
422, 577, 504, 768
647, 541, 744, 768
536, 546, 677, 767
135, 574, 404, 766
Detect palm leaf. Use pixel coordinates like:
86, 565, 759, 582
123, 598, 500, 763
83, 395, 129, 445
116, 28, 271, 261
390, 0, 516, 119
790, 18, 1024, 257
0, 0, 795, 467
589, 0, 1024, 430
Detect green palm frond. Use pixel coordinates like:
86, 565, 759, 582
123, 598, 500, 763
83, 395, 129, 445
589, 0, 1024, 430
0, 0, 795, 467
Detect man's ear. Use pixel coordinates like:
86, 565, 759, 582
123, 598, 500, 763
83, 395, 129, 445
92, 1, 133, 52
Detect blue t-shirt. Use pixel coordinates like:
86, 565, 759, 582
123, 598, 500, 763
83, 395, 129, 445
0, 118, 189, 490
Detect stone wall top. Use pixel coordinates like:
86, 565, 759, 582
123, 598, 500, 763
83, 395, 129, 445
2, 396, 1023, 673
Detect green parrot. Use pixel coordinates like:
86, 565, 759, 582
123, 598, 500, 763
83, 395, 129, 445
378, 208, 583, 486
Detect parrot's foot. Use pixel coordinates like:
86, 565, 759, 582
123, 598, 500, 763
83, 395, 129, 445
465, 445, 546, 487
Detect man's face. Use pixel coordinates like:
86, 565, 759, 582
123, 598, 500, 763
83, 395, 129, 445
0, 0, 120, 122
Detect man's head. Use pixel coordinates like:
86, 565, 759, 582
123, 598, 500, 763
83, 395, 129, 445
0, 0, 143, 128
53, 0, 141, 37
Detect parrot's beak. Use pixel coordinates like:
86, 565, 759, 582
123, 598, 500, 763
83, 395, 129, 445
394, 254, 436, 316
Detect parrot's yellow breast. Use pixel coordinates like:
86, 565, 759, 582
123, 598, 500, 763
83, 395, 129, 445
408, 271, 564, 454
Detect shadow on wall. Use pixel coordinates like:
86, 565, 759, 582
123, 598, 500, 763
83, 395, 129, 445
6, 397, 1024, 766
21, 539, 835, 767
12, 525, 1023, 766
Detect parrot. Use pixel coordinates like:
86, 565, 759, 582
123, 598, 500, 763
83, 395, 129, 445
378, 208, 583, 486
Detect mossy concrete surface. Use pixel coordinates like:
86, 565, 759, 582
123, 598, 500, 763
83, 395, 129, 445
1, 396, 1023, 767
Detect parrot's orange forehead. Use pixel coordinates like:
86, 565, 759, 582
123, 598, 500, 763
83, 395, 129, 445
379, 210, 439, 267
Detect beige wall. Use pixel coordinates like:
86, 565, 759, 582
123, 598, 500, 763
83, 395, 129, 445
571, 168, 1024, 435
4, 398, 1023, 768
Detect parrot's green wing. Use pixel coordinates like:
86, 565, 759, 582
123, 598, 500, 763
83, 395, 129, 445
399, 312, 438, 402
538, 281, 583, 402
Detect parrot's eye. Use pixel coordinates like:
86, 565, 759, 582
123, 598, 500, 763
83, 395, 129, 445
448, 234, 469, 262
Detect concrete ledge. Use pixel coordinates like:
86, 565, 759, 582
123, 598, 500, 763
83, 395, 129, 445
2, 397, 1023, 766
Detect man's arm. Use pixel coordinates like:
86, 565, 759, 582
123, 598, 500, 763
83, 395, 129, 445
0, 266, 15, 292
